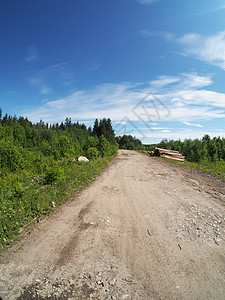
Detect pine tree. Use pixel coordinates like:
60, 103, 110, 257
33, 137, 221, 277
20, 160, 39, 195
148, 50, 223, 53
105, 118, 115, 144
93, 119, 99, 137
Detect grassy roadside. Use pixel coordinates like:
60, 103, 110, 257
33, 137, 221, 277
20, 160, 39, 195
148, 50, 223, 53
0, 155, 116, 251
139, 151, 225, 181
161, 157, 225, 181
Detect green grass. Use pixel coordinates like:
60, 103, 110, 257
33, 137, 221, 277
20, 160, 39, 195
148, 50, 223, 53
0, 155, 116, 250
161, 157, 225, 180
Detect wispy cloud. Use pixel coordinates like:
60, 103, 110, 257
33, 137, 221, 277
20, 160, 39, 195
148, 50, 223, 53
21, 82, 142, 123
21, 72, 225, 127
84, 62, 101, 72
140, 30, 225, 70
25, 46, 40, 63
150, 76, 180, 88
40, 86, 52, 95
26, 62, 74, 95
196, 5, 225, 16
150, 73, 213, 90
177, 31, 225, 69
183, 121, 202, 128
6, 90, 17, 95
115, 121, 127, 125
139, 30, 173, 40
137, 129, 225, 142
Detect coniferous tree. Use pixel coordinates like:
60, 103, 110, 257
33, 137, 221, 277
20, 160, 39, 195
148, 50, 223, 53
93, 119, 99, 137
0, 107, 2, 121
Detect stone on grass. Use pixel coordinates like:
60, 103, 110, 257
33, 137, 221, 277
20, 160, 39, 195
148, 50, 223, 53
78, 156, 89, 162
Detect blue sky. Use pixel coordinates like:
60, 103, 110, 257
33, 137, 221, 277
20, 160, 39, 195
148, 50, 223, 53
1, 0, 225, 143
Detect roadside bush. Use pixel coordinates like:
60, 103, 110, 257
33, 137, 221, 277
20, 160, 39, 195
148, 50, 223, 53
86, 147, 99, 160
44, 163, 64, 185
0, 141, 24, 172
98, 135, 112, 157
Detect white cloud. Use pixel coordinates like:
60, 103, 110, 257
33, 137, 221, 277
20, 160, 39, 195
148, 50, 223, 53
115, 121, 127, 125
180, 73, 213, 88
22, 83, 142, 123
183, 121, 202, 128
150, 73, 213, 91
150, 76, 180, 88
20, 73, 225, 132
141, 30, 225, 70
115, 121, 225, 143
151, 127, 170, 130
171, 98, 185, 107
138, 129, 225, 143
169, 89, 225, 108
177, 31, 225, 69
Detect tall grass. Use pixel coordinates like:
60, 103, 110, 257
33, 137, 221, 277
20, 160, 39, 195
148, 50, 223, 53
0, 155, 115, 249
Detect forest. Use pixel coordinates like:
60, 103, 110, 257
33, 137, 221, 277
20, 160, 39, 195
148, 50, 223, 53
0, 108, 118, 246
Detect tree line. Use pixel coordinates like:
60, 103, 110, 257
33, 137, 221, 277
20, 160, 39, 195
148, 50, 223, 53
147, 135, 225, 163
0, 108, 118, 176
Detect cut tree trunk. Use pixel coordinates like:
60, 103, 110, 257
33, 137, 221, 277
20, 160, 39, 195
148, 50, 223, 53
150, 148, 186, 161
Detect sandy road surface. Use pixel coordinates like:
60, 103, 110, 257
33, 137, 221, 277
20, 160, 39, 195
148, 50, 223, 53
0, 150, 225, 299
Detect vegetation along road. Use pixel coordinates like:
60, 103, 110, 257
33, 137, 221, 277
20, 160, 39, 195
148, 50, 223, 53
0, 150, 225, 299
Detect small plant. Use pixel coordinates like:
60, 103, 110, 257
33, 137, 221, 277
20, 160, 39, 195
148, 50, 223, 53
44, 163, 64, 185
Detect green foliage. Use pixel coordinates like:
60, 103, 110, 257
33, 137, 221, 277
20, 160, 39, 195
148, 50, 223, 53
153, 135, 225, 163
58, 135, 73, 157
0, 108, 118, 248
98, 135, 115, 157
0, 156, 114, 247
84, 136, 99, 152
116, 135, 143, 150
86, 147, 99, 160
93, 118, 115, 144
13, 181, 25, 198
0, 140, 24, 172
44, 162, 64, 185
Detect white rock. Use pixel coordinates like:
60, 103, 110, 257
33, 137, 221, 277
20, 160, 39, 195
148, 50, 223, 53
109, 277, 116, 286
78, 156, 89, 162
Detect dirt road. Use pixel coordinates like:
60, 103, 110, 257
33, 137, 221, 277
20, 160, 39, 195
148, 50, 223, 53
1, 150, 225, 299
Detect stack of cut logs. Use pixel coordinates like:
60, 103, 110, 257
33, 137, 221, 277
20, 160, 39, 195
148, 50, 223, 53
149, 148, 186, 161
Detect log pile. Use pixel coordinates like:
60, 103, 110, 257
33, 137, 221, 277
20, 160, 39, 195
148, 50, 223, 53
150, 147, 186, 161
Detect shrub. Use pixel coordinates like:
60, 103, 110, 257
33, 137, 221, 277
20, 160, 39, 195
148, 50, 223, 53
44, 163, 64, 185
86, 147, 99, 160
0, 141, 24, 172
